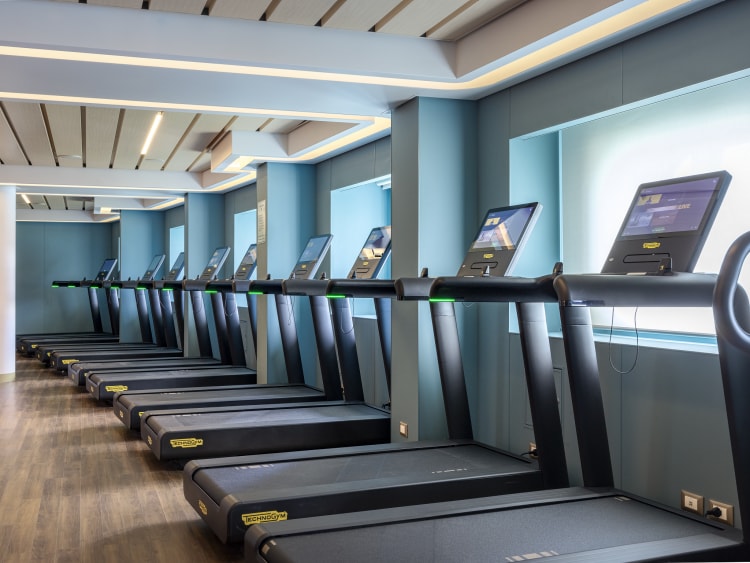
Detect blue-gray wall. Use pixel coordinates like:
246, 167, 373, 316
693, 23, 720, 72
473, 0, 750, 525
16, 222, 114, 334
118, 210, 166, 342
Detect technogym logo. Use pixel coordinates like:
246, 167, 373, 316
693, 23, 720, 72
242, 510, 288, 526
169, 437, 204, 448
105, 385, 128, 392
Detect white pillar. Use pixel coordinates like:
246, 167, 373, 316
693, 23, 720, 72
0, 186, 15, 377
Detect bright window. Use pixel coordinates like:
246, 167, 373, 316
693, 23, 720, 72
559, 74, 750, 335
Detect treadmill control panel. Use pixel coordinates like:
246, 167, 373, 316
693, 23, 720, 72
290, 235, 333, 280
346, 226, 391, 280
198, 247, 230, 281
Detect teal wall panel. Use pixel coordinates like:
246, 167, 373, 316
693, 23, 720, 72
15, 222, 114, 334
184, 193, 226, 357
119, 210, 166, 342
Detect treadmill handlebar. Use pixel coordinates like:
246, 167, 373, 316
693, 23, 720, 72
183, 279, 214, 291
430, 273, 558, 303
283, 278, 329, 297
204, 279, 253, 293
554, 272, 717, 308
714, 231, 750, 350
395, 277, 433, 301
325, 278, 397, 299
161, 279, 184, 291
252, 278, 284, 295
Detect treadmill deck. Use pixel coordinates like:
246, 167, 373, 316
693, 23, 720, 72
187, 442, 542, 543
248, 489, 739, 562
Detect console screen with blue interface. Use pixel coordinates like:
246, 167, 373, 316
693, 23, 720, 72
299, 236, 330, 262
620, 176, 723, 237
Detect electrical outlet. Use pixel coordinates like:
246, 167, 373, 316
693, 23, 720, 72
707, 499, 734, 526
680, 490, 703, 515
399, 421, 408, 438
529, 442, 538, 459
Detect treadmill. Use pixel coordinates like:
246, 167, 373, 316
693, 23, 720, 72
42, 254, 187, 371
110, 239, 345, 430
82, 247, 256, 401
246, 171, 749, 563
68, 251, 233, 387
139, 233, 392, 462
65, 252, 223, 386
183, 206, 569, 545
17, 258, 120, 356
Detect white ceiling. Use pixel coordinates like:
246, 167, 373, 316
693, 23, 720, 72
0, 0, 723, 222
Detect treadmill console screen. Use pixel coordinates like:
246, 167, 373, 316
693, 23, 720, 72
165, 253, 185, 281
141, 254, 165, 281
457, 203, 541, 277
602, 170, 731, 274
94, 258, 118, 282
347, 226, 392, 280
199, 247, 231, 281
235, 244, 258, 281
292, 235, 333, 280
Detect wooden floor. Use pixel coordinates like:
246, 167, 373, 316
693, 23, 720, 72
0, 356, 243, 563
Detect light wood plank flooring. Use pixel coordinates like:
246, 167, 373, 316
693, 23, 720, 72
0, 357, 243, 563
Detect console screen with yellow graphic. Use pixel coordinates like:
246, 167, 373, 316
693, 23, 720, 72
602, 170, 731, 274
470, 205, 536, 251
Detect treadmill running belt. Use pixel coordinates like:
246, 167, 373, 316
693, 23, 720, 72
119, 386, 322, 410
193, 444, 536, 504
148, 404, 381, 432
194, 444, 534, 502
255, 496, 724, 562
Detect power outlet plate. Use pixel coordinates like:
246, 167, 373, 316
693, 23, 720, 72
680, 490, 703, 515
529, 442, 538, 459
399, 421, 408, 438
707, 499, 734, 526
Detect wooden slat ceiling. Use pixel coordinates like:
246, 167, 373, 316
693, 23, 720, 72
12, 0, 528, 211
61, 0, 527, 39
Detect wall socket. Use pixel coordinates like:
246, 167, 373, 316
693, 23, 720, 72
399, 421, 408, 438
707, 499, 734, 526
528, 442, 538, 459
680, 490, 704, 515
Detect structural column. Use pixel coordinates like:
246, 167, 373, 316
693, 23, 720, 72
1, 186, 16, 379
255, 162, 316, 384
390, 97, 478, 441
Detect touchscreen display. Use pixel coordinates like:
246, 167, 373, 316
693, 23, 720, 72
299, 236, 330, 262
239, 245, 257, 268
357, 227, 392, 261
620, 176, 722, 237
470, 205, 536, 251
